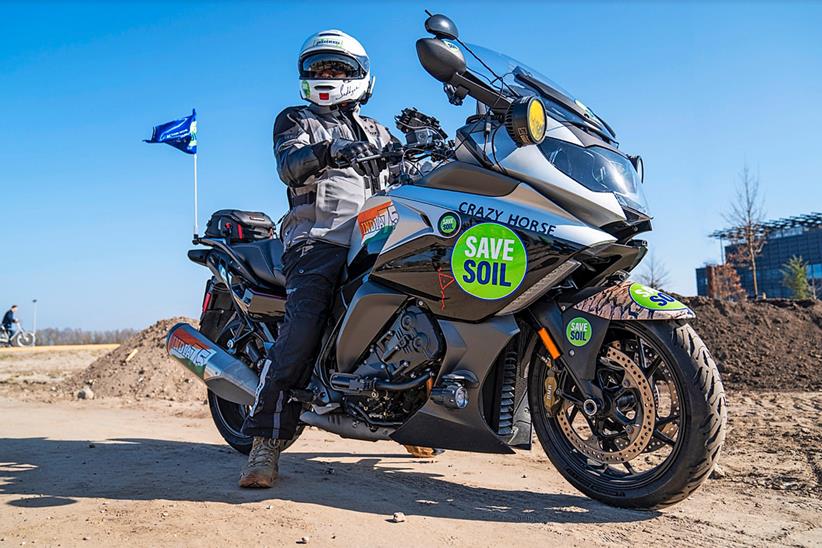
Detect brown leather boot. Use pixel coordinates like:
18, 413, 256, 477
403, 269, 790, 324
239, 437, 281, 488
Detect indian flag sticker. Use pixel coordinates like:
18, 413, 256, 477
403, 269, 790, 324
451, 223, 527, 300
358, 201, 399, 245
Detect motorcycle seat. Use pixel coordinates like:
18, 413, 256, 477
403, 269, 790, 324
231, 239, 286, 288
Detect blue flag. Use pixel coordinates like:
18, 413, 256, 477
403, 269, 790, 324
144, 109, 197, 154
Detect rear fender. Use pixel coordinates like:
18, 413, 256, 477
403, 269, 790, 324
572, 280, 695, 321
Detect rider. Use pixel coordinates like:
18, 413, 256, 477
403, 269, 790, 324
2, 305, 18, 343
239, 30, 398, 488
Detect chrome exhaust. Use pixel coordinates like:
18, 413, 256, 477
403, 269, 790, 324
166, 323, 259, 406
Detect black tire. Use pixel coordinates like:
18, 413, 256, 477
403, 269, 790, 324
207, 391, 304, 455
199, 311, 303, 456
529, 320, 726, 509
14, 331, 35, 347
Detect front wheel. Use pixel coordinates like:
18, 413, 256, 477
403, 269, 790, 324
529, 321, 726, 509
14, 331, 35, 347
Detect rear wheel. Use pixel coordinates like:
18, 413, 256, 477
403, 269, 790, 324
528, 320, 726, 509
199, 303, 302, 455
207, 391, 304, 455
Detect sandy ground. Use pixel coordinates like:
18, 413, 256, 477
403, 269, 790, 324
0, 345, 117, 394
0, 349, 820, 547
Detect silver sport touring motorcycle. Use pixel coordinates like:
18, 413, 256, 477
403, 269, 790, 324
168, 14, 726, 509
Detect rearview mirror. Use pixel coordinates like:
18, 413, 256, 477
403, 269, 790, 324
629, 155, 645, 183
424, 14, 459, 40
416, 38, 466, 83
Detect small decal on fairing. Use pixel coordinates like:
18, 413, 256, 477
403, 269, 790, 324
436, 266, 456, 310
566, 317, 592, 347
357, 201, 398, 244
450, 223, 527, 300
437, 212, 460, 237
628, 283, 688, 311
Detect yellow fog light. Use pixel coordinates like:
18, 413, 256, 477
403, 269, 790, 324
505, 96, 546, 146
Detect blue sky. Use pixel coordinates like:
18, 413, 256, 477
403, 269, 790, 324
2, 1, 821, 330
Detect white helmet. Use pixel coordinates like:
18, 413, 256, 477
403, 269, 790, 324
298, 30, 374, 106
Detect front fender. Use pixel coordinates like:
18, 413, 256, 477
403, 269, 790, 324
572, 280, 695, 321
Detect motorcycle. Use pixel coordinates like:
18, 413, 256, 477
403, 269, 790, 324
167, 13, 726, 509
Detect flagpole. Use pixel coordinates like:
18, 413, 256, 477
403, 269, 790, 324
193, 153, 199, 237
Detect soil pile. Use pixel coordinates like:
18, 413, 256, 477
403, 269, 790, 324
65, 317, 206, 402
683, 297, 822, 391
64, 297, 821, 401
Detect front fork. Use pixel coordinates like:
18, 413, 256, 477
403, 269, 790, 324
529, 300, 612, 415
528, 280, 696, 416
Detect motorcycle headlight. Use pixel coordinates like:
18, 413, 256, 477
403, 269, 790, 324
505, 96, 546, 146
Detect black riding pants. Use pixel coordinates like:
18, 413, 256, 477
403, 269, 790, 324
241, 239, 348, 440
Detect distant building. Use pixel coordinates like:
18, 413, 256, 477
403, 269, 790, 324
697, 212, 822, 298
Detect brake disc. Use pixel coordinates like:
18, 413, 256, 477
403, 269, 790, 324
555, 346, 656, 464
609, 340, 679, 454
645, 363, 680, 452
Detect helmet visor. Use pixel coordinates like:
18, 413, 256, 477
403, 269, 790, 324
300, 53, 365, 80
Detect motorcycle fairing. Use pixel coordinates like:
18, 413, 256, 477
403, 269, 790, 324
390, 314, 520, 454
335, 280, 407, 372
572, 279, 695, 321
354, 167, 616, 322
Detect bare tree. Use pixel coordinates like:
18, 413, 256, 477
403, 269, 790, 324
723, 164, 767, 298
637, 252, 671, 288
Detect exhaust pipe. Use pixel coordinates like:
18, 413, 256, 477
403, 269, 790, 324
166, 323, 259, 406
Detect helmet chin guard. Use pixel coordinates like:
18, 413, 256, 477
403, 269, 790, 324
299, 76, 373, 106
298, 30, 372, 106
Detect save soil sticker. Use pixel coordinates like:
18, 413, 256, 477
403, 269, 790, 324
438, 212, 460, 237
358, 201, 398, 245
451, 223, 527, 300
566, 317, 592, 347
629, 282, 688, 311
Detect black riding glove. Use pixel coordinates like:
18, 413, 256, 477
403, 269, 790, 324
331, 140, 385, 180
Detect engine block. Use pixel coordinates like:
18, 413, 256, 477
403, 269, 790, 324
352, 304, 443, 381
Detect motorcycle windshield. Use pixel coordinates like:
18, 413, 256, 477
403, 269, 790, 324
463, 43, 648, 216
463, 43, 613, 138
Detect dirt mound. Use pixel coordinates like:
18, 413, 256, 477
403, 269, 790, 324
65, 317, 206, 403
683, 297, 822, 391
64, 296, 821, 401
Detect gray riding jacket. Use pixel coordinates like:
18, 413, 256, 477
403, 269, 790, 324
273, 103, 395, 250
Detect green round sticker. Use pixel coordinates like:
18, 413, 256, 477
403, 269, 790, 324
629, 282, 688, 311
566, 317, 592, 347
438, 212, 460, 237
451, 223, 527, 300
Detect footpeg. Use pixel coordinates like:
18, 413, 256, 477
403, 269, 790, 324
329, 372, 377, 395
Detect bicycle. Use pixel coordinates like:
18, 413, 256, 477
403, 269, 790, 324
0, 321, 36, 347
